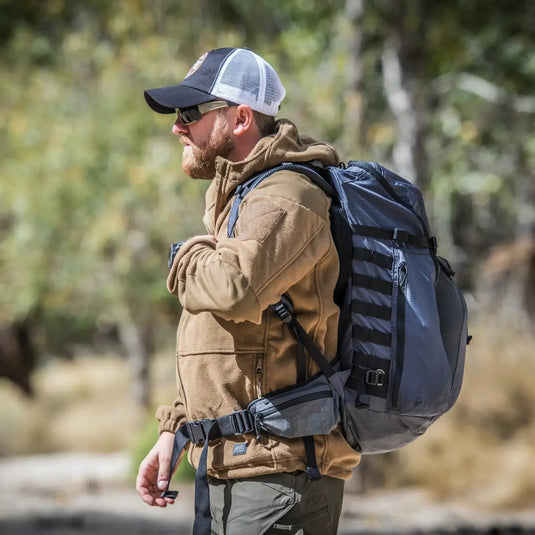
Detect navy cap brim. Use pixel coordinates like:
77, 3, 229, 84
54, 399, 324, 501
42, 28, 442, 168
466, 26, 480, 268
144, 84, 216, 114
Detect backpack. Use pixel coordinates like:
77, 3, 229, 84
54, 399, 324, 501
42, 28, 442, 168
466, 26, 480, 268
163, 160, 470, 534
227, 161, 469, 457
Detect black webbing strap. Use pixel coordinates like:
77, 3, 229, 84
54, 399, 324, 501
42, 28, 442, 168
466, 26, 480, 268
303, 435, 321, 480
352, 299, 392, 321
354, 274, 393, 295
353, 246, 393, 269
290, 317, 337, 380
353, 225, 437, 249
269, 295, 328, 482
227, 168, 283, 238
291, 323, 307, 384
192, 421, 220, 534
346, 351, 390, 400
270, 296, 337, 380
159, 426, 190, 500
227, 162, 333, 239
353, 324, 392, 347
165, 411, 255, 535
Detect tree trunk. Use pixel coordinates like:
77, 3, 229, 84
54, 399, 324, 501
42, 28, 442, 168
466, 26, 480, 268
380, 2, 429, 195
119, 321, 151, 411
344, 0, 366, 153
503, 117, 535, 322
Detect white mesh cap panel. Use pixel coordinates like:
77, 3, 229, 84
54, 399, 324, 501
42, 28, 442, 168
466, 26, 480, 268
210, 49, 285, 116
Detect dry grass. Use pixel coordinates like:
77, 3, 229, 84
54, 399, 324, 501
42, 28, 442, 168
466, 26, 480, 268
0, 351, 177, 455
0, 312, 534, 509
395, 315, 535, 509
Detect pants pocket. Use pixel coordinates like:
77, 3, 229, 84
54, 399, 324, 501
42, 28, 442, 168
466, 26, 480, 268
266, 497, 331, 535
210, 473, 297, 535
209, 472, 343, 535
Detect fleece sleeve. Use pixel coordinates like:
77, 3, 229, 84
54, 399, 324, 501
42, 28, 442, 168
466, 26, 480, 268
166, 171, 332, 324
155, 396, 187, 434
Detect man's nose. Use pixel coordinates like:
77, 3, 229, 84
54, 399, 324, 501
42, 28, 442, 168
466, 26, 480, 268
172, 118, 188, 136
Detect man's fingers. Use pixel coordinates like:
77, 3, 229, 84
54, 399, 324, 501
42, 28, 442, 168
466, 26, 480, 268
157, 458, 171, 490
157, 440, 174, 489
135, 431, 177, 507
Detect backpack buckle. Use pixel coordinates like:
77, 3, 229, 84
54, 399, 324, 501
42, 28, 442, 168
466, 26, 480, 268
230, 410, 255, 435
365, 369, 385, 387
185, 420, 210, 443
269, 295, 294, 323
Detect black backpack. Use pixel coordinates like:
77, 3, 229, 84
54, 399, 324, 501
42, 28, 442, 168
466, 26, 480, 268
164, 161, 470, 534
226, 161, 469, 457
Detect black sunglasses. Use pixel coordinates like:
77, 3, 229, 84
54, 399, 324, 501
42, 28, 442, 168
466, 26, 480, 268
175, 100, 236, 125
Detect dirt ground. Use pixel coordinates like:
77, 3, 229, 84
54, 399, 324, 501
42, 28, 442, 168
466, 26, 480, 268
1, 452, 534, 535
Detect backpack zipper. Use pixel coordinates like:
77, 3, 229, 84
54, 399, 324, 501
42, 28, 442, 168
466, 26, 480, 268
392, 264, 407, 408
257, 388, 333, 417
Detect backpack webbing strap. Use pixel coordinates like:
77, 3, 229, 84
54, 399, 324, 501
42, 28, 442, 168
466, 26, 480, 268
352, 299, 392, 321
227, 162, 335, 239
225, 163, 341, 484
165, 411, 255, 535
270, 297, 307, 382
353, 246, 394, 269
354, 225, 437, 249
270, 295, 323, 482
353, 324, 392, 347
159, 426, 190, 500
354, 274, 393, 295
303, 435, 321, 481
192, 421, 220, 535
347, 351, 390, 400
227, 168, 281, 237
227, 162, 332, 239
357, 161, 437, 249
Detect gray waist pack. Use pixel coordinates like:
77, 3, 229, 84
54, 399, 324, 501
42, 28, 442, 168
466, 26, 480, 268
247, 372, 341, 439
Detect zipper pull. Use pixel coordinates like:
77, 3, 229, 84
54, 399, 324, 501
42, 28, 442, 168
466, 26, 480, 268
255, 356, 264, 397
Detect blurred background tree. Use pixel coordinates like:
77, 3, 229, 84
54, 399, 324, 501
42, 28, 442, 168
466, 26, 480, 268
0, 0, 534, 501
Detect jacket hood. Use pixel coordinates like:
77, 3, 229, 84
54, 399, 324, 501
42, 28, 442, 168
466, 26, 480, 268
205, 119, 340, 229
217, 119, 339, 186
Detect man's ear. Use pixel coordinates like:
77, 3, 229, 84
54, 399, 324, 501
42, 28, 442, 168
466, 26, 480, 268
231, 104, 255, 137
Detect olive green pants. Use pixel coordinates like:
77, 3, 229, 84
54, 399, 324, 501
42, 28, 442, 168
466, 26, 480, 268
208, 471, 345, 535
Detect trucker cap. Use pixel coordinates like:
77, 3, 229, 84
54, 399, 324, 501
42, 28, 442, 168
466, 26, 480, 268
144, 47, 286, 117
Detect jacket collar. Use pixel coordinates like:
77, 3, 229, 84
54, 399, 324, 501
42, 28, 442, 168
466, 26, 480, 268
204, 119, 340, 231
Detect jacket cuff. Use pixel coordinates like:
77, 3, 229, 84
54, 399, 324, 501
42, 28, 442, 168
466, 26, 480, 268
166, 235, 217, 296
155, 405, 186, 434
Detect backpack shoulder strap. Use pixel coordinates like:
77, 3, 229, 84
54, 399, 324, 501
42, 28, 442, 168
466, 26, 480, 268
227, 165, 283, 238
227, 162, 335, 238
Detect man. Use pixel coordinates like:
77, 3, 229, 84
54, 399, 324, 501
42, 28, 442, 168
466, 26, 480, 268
136, 47, 360, 535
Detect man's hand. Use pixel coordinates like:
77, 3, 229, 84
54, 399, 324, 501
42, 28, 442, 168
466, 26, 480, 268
136, 431, 182, 507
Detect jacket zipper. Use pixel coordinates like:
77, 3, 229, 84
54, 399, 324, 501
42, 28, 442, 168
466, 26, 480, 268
255, 355, 264, 397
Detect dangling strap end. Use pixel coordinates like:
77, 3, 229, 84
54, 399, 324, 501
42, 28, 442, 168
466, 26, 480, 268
160, 426, 190, 499
306, 466, 321, 481
160, 489, 179, 499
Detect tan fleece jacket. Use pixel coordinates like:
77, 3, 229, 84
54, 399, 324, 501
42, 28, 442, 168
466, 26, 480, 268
157, 119, 360, 480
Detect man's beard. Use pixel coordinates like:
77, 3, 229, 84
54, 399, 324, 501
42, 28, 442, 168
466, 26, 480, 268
181, 113, 235, 179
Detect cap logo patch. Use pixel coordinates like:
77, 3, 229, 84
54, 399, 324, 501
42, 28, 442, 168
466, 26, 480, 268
185, 52, 207, 79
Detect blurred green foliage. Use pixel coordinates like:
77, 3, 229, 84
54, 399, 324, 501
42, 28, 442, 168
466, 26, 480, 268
1, 0, 534, 357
